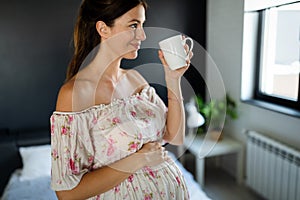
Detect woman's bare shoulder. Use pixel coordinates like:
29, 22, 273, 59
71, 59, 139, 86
55, 80, 75, 112
127, 69, 149, 94
126, 69, 148, 88
56, 77, 97, 112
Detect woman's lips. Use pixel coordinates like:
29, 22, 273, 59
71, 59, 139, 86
130, 43, 141, 50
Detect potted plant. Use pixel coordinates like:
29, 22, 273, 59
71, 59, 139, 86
195, 93, 238, 140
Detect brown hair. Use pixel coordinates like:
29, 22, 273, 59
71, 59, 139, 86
66, 0, 148, 81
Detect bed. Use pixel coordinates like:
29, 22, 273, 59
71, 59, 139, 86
0, 128, 212, 200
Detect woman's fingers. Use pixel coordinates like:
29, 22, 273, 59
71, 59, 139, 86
158, 50, 168, 67
137, 142, 169, 167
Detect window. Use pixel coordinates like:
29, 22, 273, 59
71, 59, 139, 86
241, 1, 300, 117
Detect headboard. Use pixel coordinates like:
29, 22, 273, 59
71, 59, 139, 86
0, 127, 50, 195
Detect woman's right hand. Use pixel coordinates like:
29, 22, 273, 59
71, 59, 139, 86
137, 142, 167, 167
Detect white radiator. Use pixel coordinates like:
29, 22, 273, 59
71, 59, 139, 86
246, 130, 300, 200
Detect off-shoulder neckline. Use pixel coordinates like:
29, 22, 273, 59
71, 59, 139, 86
52, 85, 151, 115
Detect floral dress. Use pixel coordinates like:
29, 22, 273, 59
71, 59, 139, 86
50, 86, 189, 199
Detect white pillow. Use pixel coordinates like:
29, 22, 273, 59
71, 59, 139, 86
19, 144, 51, 181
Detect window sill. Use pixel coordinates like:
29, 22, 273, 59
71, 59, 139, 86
241, 99, 300, 118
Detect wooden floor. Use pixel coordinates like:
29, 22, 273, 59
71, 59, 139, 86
183, 154, 265, 200
203, 166, 265, 200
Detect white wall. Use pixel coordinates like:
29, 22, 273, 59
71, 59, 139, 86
206, 0, 300, 178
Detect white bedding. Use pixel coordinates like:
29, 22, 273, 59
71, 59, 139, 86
2, 152, 211, 200
1, 169, 57, 200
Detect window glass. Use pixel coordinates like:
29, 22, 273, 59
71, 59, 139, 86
259, 3, 300, 101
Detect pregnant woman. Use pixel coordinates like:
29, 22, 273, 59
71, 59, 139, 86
50, 0, 193, 199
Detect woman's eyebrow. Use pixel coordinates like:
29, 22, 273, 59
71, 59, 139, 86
128, 19, 146, 24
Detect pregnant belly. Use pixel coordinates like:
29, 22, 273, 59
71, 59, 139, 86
94, 158, 189, 200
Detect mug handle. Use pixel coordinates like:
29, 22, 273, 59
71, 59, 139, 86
183, 37, 194, 60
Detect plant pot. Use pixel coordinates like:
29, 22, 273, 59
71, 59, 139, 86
208, 129, 223, 141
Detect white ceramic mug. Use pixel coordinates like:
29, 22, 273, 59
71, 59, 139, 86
159, 34, 194, 70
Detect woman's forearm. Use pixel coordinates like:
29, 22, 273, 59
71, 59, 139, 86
55, 142, 165, 200
164, 77, 185, 145
56, 153, 145, 200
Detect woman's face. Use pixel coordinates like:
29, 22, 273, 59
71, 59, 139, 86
104, 4, 146, 60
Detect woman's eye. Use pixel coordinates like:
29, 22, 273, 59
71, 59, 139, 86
130, 24, 138, 29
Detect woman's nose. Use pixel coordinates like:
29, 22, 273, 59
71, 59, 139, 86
135, 27, 146, 41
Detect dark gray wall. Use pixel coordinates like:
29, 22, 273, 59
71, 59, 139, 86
0, 1, 81, 129
147, 0, 206, 46
0, 0, 206, 130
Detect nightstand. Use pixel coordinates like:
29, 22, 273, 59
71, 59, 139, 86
179, 134, 244, 188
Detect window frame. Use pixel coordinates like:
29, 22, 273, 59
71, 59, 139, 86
255, 7, 300, 111
241, 1, 300, 118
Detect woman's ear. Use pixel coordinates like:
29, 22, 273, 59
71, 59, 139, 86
96, 21, 110, 38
